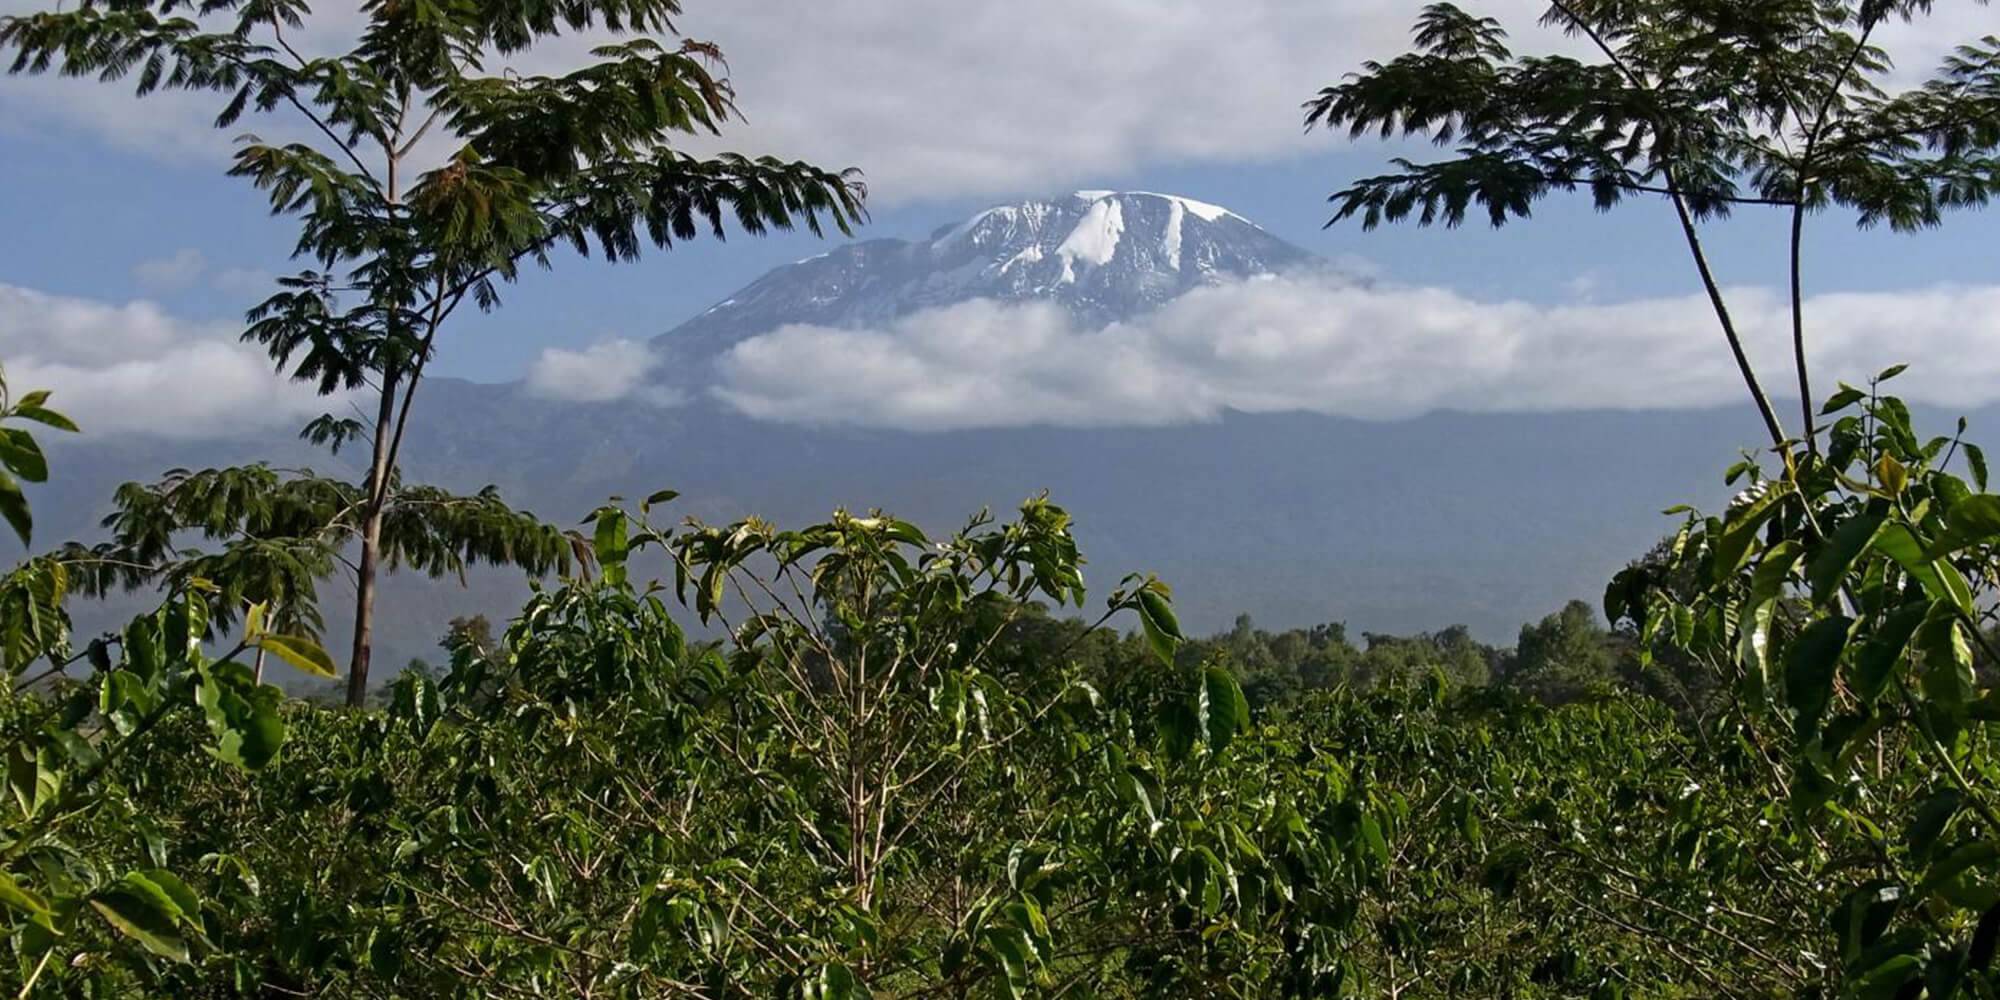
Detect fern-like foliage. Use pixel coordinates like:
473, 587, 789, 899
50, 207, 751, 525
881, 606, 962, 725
1306, 0, 2000, 231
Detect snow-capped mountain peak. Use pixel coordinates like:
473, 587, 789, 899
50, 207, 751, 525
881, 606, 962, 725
658, 191, 1317, 359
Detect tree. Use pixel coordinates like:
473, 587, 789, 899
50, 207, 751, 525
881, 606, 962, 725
1317, 7, 2000, 990
1306, 0, 2000, 451
1504, 599, 1616, 704
54, 465, 581, 683
1, 0, 866, 704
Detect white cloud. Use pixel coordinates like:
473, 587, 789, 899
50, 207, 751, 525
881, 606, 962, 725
1, 1, 1980, 203
0, 283, 342, 437
211, 266, 276, 297
713, 276, 2000, 430
133, 248, 207, 291
523, 339, 678, 405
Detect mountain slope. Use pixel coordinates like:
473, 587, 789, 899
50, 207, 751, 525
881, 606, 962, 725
7, 190, 1817, 685
655, 191, 1321, 363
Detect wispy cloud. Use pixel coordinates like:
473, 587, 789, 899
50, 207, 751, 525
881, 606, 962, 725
713, 275, 2000, 430
133, 248, 207, 291
524, 339, 679, 405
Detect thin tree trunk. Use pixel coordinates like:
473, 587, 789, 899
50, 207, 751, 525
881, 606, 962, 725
347, 370, 400, 707
1789, 201, 1815, 453
1667, 181, 1787, 448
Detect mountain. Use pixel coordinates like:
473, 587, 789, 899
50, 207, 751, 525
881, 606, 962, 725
10, 191, 1810, 684
657, 191, 1321, 365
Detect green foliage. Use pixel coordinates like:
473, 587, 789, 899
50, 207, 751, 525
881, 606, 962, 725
0, 582, 334, 990
53, 464, 584, 652
0, 0, 867, 702
1613, 379, 2000, 994
0, 364, 78, 547
1308, 0, 2000, 447
1306, 1, 2000, 231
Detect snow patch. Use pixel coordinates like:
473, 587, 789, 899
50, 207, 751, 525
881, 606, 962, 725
1162, 198, 1186, 270
1130, 191, 1240, 223
1000, 244, 1046, 274
1056, 197, 1124, 269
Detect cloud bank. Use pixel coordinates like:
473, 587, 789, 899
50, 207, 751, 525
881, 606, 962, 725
0, 283, 340, 437
1, 0, 1980, 203
713, 276, 2000, 430
8, 274, 1997, 438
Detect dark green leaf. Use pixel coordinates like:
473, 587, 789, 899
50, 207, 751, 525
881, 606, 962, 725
1809, 514, 1882, 605
0, 469, 29, 546
1202, 665, 1249, 752
1855, 603, 1929, 702
0, 427, 48, 482
1928, 494, 2000, 558
0, 870, 54, 930
90, 877, 191, 963
1785, 616, 1851, 733
1822, 386, 1867, 415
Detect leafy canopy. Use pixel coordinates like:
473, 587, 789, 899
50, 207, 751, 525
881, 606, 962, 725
1306, 0, 2000, 231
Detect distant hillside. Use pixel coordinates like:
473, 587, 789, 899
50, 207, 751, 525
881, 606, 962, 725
5, 190, 1903, 689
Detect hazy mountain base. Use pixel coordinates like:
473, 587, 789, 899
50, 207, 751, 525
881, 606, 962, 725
8, 379, 1865, 687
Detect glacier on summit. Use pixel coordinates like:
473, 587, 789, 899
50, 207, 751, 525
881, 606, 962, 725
656, 191, 1321, 363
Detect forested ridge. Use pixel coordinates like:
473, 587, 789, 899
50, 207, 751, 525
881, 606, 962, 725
7, 0, 2000, 995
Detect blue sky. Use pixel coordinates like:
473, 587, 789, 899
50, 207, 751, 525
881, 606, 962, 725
1, 0, 1996, 431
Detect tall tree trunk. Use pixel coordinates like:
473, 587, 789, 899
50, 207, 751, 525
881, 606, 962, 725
1667, 178, 1787, 449
347, 371, 400, 707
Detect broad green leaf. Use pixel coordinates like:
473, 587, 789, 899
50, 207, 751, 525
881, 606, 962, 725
1851, 954, 1920, 1000
255, 633, 338, 678
0, 870, 54, 930
90, 880, 190, 963
13, 405, 77, 433
243, 601, 267, 640
594, 509, 629, 587
1928, 494, 2000, 557
1854, 603, 1928, 702
1738, 598, 1778, 682
1202, 665, 1249, 752
197, 663, 288, 770
1751, 540, 1805, 608
1712, 485, 1788, 583
0, 427, 47, 482
1821, 386, 1866, 414
1874, 524, 1974, 614
1808, 514, 1882, 605
1906, 791, 1961, 865
1972, 900, 2000, 970
1785, 616, 1850, 733
1967, 444, 1989, 492
138, 870, 201, 924
1918, 610, 1974, 709
0, 469, 29, 545
1139, 589, 1182, 639
1877, 453, 1909, 496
